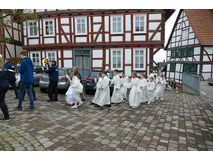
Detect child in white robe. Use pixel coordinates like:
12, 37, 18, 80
139, 74, 148, 103
93, 71, 111, 109
66, 69, 83, 109
111, 69, 123, 104
155, 73, 166, 100
129, 72, 141, 108
92, 72, 102, 104
120, 72, 129, 101
148, 70, 156, 81
147, 77, 156, 104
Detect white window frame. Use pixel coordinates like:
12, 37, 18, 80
182, 28, 188, 40
43, 19, 55, 37
133, 14, 147, 34
75, 16, 87, 35
46, 51, 57, 62
133, 48, 146, 70
28, 20, 38, 37
110, 15, 123, 34
111, 49, 123, 70
30, 52, 40, 66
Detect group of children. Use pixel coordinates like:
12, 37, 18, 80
92, 69, 166, 109
65, 68, 166, 109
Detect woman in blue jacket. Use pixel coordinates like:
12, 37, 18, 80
0, 57, 11, 121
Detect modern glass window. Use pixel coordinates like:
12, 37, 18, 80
28, 21, 38, 37
44, 19, 54, 36
75, 17, 87, 35
133, 49, 146, 70
111, 49, 123, 70
31, 52, 40, 66
47, 51, 56, 61
111, 15, 123, 34
134, 14, 146, 33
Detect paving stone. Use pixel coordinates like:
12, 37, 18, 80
101, 139, 110, 145
0, 89, 213, 151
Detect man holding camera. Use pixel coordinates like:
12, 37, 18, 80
43, 60, 59, 102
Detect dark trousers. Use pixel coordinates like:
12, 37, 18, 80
23, 86, 36, 100
9, 79, 18, 98
48, 81, 58, 101
18, 82, 34, 109
0, 86, 10, 119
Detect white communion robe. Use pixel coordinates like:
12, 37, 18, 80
92, 77, 103, 104
139, 78, 149, 103
96, 76, 111, 106
120, 76, 129, 99
147, 81, 156, 102
111, 75, 123, 103
66, 76, 83, 104
155, 76, 166, 98
129, 77, 141, 108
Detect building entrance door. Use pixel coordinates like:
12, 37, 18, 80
74, 49, 91, 79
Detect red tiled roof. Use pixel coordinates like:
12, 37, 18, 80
184, 9, 213, 45
36, 9, 174, 22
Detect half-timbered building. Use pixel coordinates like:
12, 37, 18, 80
165, 9, 213, 84
0, 11, 23, 61
22, 9, 174, 79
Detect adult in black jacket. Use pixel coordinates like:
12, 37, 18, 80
4, 58, 18, 99
44, 60, 59, 102
0, 57, 11, 121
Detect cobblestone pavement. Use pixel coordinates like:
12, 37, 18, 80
1, 88, 213, 151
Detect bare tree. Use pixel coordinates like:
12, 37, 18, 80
0, 9, 37, 43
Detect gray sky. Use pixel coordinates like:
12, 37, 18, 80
154, 9, 179, 63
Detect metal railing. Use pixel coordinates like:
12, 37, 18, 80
183, 73, 200, 95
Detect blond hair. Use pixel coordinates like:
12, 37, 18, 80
0, 57, 4, 70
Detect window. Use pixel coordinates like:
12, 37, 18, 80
182, 28, 188, 40
28, 21, 38, 37
47, 51, 56, 61
170, 63, 176, 72
133, 49, 146, 70
183, 63, 197, 74
75, 17, 87, 35
44, 19, 54, 36
170, 48, 194, 58
186, 48, 194, 57
111, 49, 123, 70
31, 52, 40, 66
171, 50, 175, 58
134, 14, 146, 33
111, 15, 123, 34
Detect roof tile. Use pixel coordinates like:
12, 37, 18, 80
184, 9, 213, 45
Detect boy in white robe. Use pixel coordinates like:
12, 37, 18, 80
147, 77, 156, 104
129, 72, 141, 108
139, 74, 148, 103
111, 69, 123, 104
92, 72, 102, 104
155, 73, 166, 101
120, 72, 129, 101
93, 71, 111, 109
